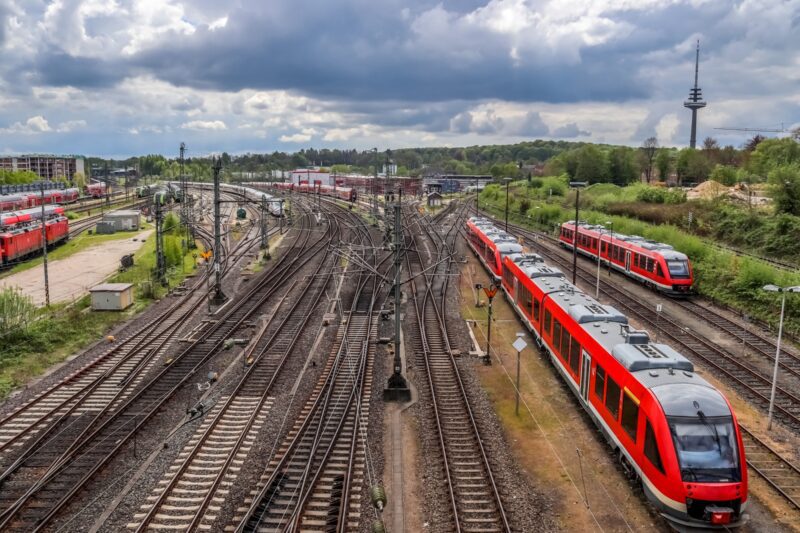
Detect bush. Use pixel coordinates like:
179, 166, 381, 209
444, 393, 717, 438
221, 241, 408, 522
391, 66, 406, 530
635, 186, 686, 204
519, 198, 531, 214
164, 235, 183, 268
0, 288, 36, 338
163, 212, 181, 234
528, 178, 543, 189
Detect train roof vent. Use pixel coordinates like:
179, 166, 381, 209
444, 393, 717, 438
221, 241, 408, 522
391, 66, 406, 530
527, 265, 564, 279
569, 304, 628, 324
612, 343, 695, 372
513, 253, 543, 264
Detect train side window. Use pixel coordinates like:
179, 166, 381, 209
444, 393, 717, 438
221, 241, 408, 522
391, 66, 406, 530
533, 298, 540, 321
602, 242, 607, 254
605, 377, 621, 419
569, 339, 581, 375
657, 263, 665, 277
553, 320, 562, 351
621, 391, 639, 440
544, 309, 552, 335
560, 329, 570, 360
594, 365, 605, 400
644, 420, 665, 474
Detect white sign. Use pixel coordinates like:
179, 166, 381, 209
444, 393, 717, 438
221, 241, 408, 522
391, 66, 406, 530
512, 337, 528, 353
656, 304, 662, 313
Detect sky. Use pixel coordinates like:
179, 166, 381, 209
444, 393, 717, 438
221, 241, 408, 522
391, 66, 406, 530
0, 0, 798, 158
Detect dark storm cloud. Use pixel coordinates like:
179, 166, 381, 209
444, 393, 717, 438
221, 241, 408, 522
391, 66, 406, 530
34, 52, 127, 88
552, 123, 589, 138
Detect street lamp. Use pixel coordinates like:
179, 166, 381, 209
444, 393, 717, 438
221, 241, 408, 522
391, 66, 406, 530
503, 177, 513, 231
569, 181, 588, 285
607, 221, 614, 275
595, 221, 611, 298
534, 206, 541, 227
762, 284, 800, 430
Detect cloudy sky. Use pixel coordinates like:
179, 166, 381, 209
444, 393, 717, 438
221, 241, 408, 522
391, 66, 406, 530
0, 0, 798, 158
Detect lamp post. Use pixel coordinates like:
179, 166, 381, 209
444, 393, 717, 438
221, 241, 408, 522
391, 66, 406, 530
569, 182, 588, 285
503, 177, 512, 231
534, 206, 541, 228
607, 221, 614, 275
762, 284, 800, 430
595, 221, 611, 298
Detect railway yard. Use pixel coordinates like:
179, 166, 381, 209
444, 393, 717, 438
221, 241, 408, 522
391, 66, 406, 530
0, 187, 799, 533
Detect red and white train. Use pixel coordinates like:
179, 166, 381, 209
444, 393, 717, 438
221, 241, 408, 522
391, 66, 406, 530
467, 216, 747, 529
0, 189, 80, 210
266, 181, 357, 202
0, 206, 69, 265
559, 221, 694, 295
86, 182, 107, 198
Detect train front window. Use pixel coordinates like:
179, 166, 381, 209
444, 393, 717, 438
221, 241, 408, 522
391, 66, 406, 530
668, 417, 740, 482
667, 260, 690, 278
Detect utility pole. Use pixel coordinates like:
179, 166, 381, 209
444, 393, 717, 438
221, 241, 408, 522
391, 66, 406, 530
180, 142, 188, 250
154, 192, 167, 286
372, 147, 378, 221
40, 182, 50, 307
384, 188, 411, 402
211, 156, 227, 305
261, 195, 270, 260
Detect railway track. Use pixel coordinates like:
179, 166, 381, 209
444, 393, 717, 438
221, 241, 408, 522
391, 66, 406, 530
407, 205, 511, 532
739, 427, 800, 511
234, 202, 382, 532
0, 201, 265, 459
0, 203, 327, 531
129, 212, 339, 531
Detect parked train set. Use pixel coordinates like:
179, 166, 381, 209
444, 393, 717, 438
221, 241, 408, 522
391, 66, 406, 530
559, 221, 694, 295
0, 205, 69, 266
265, 181, 358, 202
0, 188, 80, 211
178, 182, 285, 217
466, 216, 747, 529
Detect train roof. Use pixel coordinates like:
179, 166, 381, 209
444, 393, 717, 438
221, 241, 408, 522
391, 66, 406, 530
527, 273, 699, 382
636, 372, 732, 418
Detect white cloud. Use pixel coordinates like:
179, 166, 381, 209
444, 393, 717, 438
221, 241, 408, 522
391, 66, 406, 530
56, 119, 87, 132
180, 120, 227, 130
0, 115, 53, 134
279, 131, 314, 143
655, 113, 680, 144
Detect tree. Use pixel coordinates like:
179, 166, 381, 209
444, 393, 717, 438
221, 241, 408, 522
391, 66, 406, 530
768, 165, 800, 216
675, 148, 712, 185
747, 137, 800, 179
655, 149, 672, 182
71, 171, 86, 189
640, 137, 658, 183
744, 134, 766, 152
709, 165, 738, 186
702, 136, 721, 165
574, 145, 608, 184
607, 146, 638, 185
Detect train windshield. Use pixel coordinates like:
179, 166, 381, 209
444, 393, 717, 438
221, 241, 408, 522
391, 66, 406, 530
668, 416, 740, 483
667, 260, 690, 278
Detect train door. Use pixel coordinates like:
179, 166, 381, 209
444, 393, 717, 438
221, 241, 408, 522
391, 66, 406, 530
625, 251, 631, 272
579, 350, 591, 402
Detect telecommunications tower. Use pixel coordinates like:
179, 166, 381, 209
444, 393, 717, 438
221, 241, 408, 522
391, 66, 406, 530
684, 40, 707, 149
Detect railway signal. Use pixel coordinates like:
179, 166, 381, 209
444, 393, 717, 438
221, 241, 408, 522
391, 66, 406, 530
476, 280, 501, 365
384, 188, 411, 402
211, 156, 227, 305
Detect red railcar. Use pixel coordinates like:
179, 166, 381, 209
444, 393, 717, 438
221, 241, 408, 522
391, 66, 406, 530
559, 221, 693, 295
86, 182, 107, 198
0, 195, 27, 211
465, 217, 522, 280
466, 216, 748, 529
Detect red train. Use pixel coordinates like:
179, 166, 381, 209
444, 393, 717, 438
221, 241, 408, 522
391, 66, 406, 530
86, 182, 107, 198
0, 206, 69, 265
465, 217, 523, 280
467, 216, 748, 529
266, 181, 357, 202
559, 221, 693, 295
0, 189, 80, 210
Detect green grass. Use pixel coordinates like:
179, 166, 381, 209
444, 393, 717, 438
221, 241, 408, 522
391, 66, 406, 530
0, 227, 201, 401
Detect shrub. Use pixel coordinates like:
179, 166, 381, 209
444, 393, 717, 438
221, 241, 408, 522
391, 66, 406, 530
163, 212, 181, 234
0, 288, 36, 338
519, 198, 531, 214
528, 178, 543, 189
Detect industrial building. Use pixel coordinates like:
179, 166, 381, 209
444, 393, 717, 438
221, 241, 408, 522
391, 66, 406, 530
0, 155, 85, 181
89, 283, 134, 311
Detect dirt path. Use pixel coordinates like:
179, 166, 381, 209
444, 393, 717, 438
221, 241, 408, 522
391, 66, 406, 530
0, 230, 152, 306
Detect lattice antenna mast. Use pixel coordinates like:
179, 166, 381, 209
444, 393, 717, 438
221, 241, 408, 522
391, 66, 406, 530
684, 40, 707, 149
